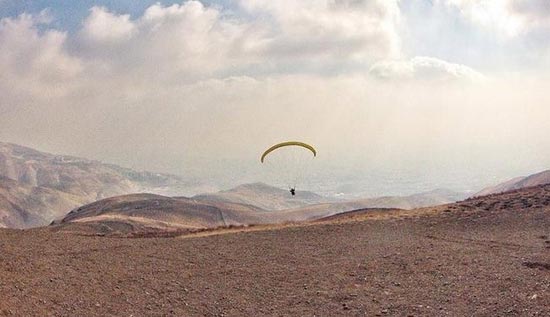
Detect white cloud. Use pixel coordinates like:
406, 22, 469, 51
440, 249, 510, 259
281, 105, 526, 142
81, 7, 135, 43
441, 0, 550, 37
69, 0, 403, 86
369, 57, 485, 82
239, 0, 402, 62
76, 1, 245, 81
0, 14, 82, 101
0, 0, 405, 115
73, 0, 402, 83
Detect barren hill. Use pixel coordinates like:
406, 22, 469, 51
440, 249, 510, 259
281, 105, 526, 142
476, 169, 550, 196
1, 184, 548, 316
56, 193, 267, 236
0, 142, 201, 228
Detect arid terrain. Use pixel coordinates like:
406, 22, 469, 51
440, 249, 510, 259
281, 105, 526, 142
1, 184, 549, 316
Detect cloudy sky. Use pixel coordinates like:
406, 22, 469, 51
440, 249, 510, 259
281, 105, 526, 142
1, 0, 549, 196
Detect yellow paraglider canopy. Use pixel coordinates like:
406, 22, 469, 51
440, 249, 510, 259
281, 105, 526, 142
260, 141, 316, 163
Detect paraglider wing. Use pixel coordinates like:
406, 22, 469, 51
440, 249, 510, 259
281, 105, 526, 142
260, 141, 317, 193
260, 141, 316, 163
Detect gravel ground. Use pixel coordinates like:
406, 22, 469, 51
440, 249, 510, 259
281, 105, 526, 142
0, 185, 549, 316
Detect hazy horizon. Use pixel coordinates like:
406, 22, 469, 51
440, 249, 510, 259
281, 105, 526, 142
1, 0, 549, 196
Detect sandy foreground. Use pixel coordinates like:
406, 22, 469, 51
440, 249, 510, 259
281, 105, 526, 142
1, 189, 549, 316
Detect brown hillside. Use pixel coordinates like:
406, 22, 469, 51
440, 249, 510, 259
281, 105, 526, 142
0, 184, 548, 316
56, 193, 266, 236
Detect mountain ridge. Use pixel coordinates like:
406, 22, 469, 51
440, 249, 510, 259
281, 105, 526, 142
475, 170, 550, 196
0, 141, 202, 228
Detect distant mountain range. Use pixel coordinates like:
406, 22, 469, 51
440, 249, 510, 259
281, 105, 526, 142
343, 188, 466, 210
0, 142, 203, 228
475, 170, 550, 196
260, 188, 467, 221
194, 183, 466, 211
1, 141, 476, 230
193, 182, 334, 211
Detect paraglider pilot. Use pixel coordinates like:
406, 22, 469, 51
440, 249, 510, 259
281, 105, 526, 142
290, 187, 296, 196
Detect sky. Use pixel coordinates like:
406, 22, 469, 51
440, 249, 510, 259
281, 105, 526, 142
0, 0, 549, 196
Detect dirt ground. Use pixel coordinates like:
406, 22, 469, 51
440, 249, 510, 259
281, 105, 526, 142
0, 186, 549, 316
